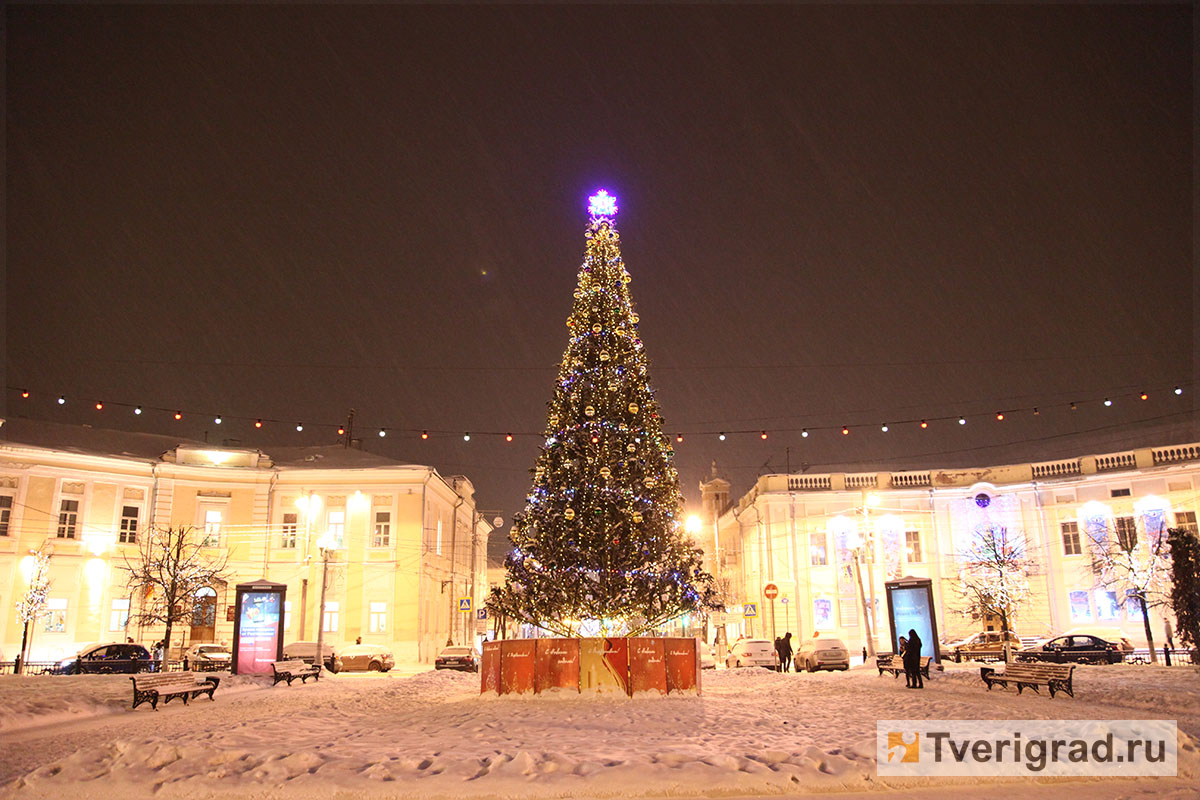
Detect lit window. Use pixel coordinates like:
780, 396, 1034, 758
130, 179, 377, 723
281, 512, 298, 549
1061, 521, 1081, 555
109, 598, 130, 631
119, 505, 140, 544
904, 530, 922, 563
283, 600, 292, 631
323, 600, 339, 633
0, 495, 12, 536
1068, 590, 1092, 622
369, 601, 387, 633
44, 598, 67, 632
57, 499, 79, 539
436, 518, 443, 555
327, 510, 345, 549
200, 506, 223, 547
373, 511, 391, 548
1095, 589, 1119, 620
809, 532, 827, 566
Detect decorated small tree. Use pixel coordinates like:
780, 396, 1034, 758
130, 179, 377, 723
122, 525, 231, 659
1087, 519, 1172, 663
15, 549, 52, 673
1168, 526, 1200, 659
489, 191, 719, 636
953, 526, 1032, 662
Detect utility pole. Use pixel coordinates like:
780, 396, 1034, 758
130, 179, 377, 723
342, 409, 356, 448
315, 544, 332, 673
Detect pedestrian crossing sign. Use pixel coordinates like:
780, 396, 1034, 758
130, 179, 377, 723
743, 603, 758, 618
458, 597, 472, 612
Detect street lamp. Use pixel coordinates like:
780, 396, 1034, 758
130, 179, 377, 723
314, 527, 341, 674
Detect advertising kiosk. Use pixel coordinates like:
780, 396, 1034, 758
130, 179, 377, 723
232, 579, 286, 675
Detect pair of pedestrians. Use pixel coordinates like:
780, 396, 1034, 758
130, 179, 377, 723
774, 632, 793, 672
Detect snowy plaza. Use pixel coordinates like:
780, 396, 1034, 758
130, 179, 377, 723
1, 662, 1197, 800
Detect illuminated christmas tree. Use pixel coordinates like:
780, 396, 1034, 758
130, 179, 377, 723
490, 191, 718, 636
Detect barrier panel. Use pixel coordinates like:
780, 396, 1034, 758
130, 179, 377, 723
482, 637, 698, 696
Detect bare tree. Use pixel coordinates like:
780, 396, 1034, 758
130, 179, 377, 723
953, 526, 1034, 662
122, 525, 231, 659
1087, 518, 1172, 663
14, 548, 52, 673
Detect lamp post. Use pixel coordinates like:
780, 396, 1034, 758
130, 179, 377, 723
314, 528, 340, 674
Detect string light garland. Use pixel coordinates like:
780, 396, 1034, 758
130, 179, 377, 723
6, 381, 1191, 443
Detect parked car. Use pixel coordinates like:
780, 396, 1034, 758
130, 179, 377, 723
1016, 633, 1129, 665
338, 644, 394, 672
794, 636, 850, 672
283, 641, 342, 672
698, 640, 716, 670
57, 642, 152, 674
947, 630, 1022, 662
725, 639, 779, 669
186, 643, 232, 670
1061, 627, 1135, 654
434, 646, 480, 672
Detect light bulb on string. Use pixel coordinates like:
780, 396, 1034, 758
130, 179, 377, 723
337, 426, 346, 435
1103, 398, 1112, 407
1033, 407, 1040, 415
995, 412, 1004, 421
1175, 386, 1183, 395
506, 433, 513, 442
421, 431, 429, 440
1140, 392, 1148, 401
718, 433, 726, 441
214, 415, 223, 424
676, 433, 684, 442
135, 406, 143, 415
881, 424, 889, 432
760, 431, 768, 440
95, 402, 104, 410
20, 390, 30, 399
1070, 402, 1077, 411
174, 412, 183, 421
958, 417, 966, 425
255, 419, 263, 428
801, 429, 808, 438
841, 426, 849, 435
378, 429, 386, 437
920, 420, 928, 429
58, 395, 66, 405
464, 433, 471, 441
296, 424, 304, 432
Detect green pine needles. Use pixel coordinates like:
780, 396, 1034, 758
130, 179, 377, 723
488, 211, 719, 637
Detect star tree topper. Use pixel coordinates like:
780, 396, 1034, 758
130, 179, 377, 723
588, 189, 618, 219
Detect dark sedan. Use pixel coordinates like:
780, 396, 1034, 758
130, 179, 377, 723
434, 646, 480, 672
58, 642, 153, 674
1015, 634, 1127, 665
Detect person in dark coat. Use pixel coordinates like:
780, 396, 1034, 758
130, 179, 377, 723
773, 637, 783, 671
904, 629, 924, 689
780, 632, 793, 673
898, 636, 910, 687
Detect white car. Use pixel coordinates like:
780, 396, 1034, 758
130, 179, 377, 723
338, 644, 394, 672
283, 641, 342, 672
794, 636, 850, 672
695, 638, 716, 670
186, 643, 232, 669
725, 639, 780, 669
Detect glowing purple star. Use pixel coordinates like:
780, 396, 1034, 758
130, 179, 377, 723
588, 190, 618, 218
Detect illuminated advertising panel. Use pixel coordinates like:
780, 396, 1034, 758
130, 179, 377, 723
232, 583, 285, 675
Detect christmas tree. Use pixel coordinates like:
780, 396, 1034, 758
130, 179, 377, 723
490, 190, 718, 637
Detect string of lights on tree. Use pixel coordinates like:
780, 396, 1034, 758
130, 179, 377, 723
486, 190, 719, 636
7, 380, 1191, 444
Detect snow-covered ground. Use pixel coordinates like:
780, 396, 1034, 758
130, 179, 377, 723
0, 661, 1196, 799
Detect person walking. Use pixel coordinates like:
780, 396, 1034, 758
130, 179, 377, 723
1165, 621, 1175, 651
904, 629, 924, 689
780, 632, 793, 673
898, 636, 910, 687
773, 637, 783, 672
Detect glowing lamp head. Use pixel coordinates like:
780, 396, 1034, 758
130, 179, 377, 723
685, 515, 702, 535
588, 190, 618, 218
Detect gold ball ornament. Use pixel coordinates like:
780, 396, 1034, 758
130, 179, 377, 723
584, 405, 595, 417
643, 477, 656, 488
632, 512, 643, 523
599, 466, 612, 479
631, 314, 639, 324
627, 443, 636, 453
599, 351, 610, 361
564, 508, 576, 520
628, 403, 639, 414
592, 323, 602, 333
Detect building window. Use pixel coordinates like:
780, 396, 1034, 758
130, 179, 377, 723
436, 518, 443, 555
1068, 590, 1092, 622
1061, 521, 1082, 556
327, 510, 345, 549
904, 530, 922, 563
813, 597, 833, 628
809, 532, 827, 566
280, 513, 298, 549
839, 598, 859, 627
44, 598, 67, 632
0, 494, 12, 536
369, 601, 387, 633
109, 598, 130, 631
1110, 488, 1131, 498
1114, 516, 1137, 551
1095, 589, 1119, 620
283, 600, 292, 631
1176, 511, 1198, 535
119, 505, 140, 544
323, 600, 339, 633
1125, 589, 1143, 619
57, 499, 79, 538
373, 511, 391, 548
200, 505, 223, 547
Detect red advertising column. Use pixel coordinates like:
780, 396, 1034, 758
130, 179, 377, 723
535, 638, 581, 692
480, 641, 502, 694
500, 639, 537, 695
628, 638, 667, 694
664, 637, 699, 694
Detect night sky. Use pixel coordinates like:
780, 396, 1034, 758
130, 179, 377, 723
6, 5, 1194, 559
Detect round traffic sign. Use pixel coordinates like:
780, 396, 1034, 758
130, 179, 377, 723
764, 583, 779, 600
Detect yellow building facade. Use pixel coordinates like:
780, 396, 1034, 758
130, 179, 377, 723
703, 441, 1200, 653
0, 420, 489, 664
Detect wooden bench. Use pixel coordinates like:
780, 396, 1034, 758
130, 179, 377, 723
980, 662, 1075, 698
876, 655, 931, 679
272, 659, 321, 686
130, 671, 220, 710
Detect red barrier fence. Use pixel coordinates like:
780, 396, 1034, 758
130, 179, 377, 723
481, 637, 699, 696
